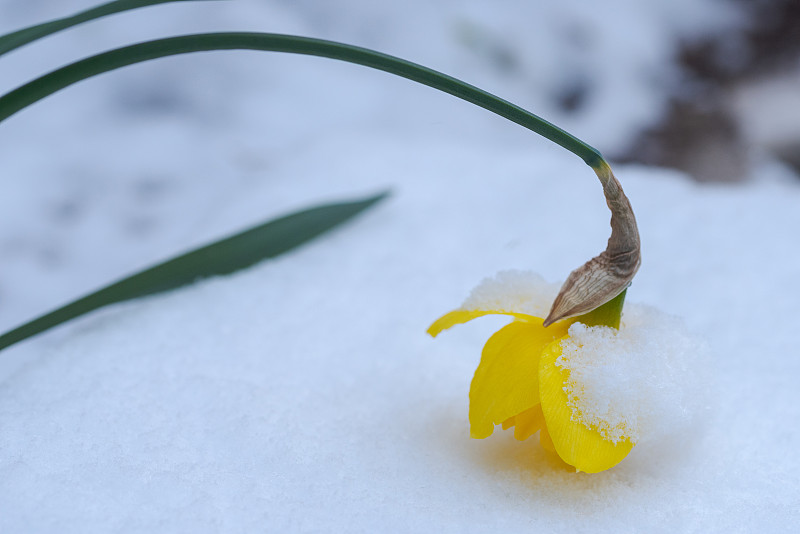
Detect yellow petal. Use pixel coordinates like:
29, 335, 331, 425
427, 309, 540, 338
539, 425, 556, 454
512, 404, 545, 441
539, 339, 634, 473
469, 320, 570, 439
501, 416, 516, 430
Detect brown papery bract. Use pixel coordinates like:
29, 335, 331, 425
544, 162, 641, 327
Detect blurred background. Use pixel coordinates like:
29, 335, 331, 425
0, 0, 798, 333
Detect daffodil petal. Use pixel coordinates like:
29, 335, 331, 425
426, 309, 539, 337
501, 416, 516, 430
539, 339, 634, 473
469, 320, 569, 439
539, 425, 556, 454
512, 404, 545, 441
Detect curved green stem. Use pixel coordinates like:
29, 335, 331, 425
0, 32, 604, 167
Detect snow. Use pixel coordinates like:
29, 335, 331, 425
558, 308, 707, 446
1, 0, 799, 532
459, 270, 559, 318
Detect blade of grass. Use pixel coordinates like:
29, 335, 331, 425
0, 0, 226, 57
0, 191, 388, 353
0, 32, 604, 167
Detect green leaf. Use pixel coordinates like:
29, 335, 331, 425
0, 0, 226, 57
0, 191, 388, 353
0, 32, 603, 167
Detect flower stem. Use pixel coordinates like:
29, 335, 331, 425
0, 32, 604, 167
574, 289, 627, 330
0, 31, 639, 333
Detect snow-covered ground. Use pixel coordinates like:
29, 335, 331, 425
1, 1, 798, 531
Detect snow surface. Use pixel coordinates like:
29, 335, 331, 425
1, 0, 799, 532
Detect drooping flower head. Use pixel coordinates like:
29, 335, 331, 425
428, 271, 703, 474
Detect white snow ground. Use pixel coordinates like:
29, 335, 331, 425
1, 1, 798, 532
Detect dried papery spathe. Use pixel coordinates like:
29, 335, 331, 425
544, 162, 641, 327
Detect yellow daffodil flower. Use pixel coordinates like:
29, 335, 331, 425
427, 289, 634, 473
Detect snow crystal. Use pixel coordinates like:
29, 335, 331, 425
460, 270, 559, 318
557, 305, 709, 445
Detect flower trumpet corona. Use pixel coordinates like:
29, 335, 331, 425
428, 283, 634, 473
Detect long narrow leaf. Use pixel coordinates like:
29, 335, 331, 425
0, 0, 225, 57
0, 32, 603, 166
0, 192, 388, 352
